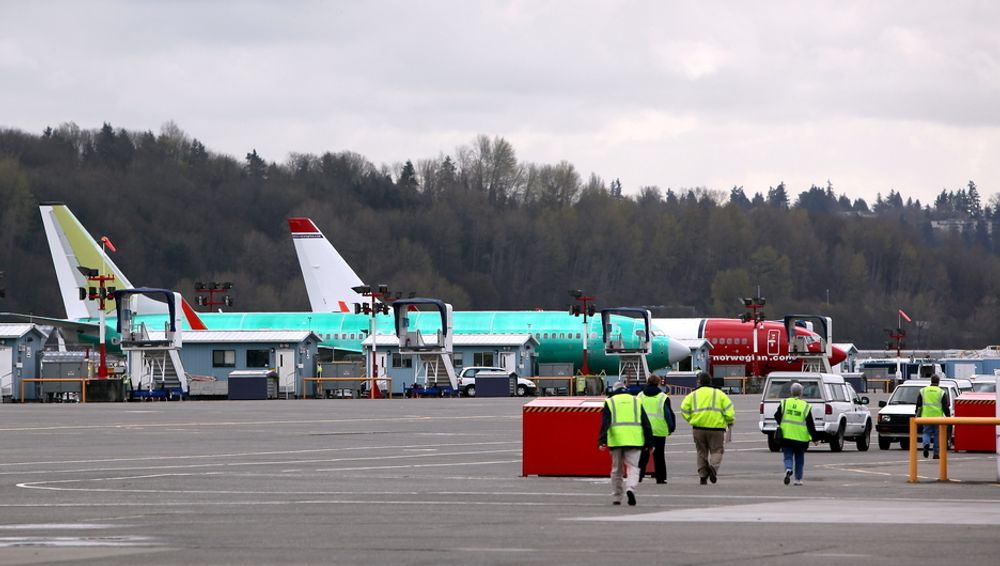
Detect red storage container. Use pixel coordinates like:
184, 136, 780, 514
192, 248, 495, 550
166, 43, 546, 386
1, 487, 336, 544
954, 392, 998, 452
522, 397, 610, 476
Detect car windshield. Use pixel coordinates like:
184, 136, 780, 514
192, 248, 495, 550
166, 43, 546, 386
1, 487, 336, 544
972, 382, 997, 393
764, 379, 822, 400
887, 386, 921, 405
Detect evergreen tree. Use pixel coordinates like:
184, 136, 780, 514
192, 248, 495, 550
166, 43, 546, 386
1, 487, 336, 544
766, 182, 788, 208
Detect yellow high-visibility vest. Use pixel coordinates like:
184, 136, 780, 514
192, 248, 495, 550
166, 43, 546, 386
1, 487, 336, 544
605, 394, 645, 447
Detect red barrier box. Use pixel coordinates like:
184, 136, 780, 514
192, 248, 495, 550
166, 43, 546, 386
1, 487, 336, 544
954, 393, 997, 452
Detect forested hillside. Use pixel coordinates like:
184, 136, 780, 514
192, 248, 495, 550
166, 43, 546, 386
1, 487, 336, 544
1, 123, 999, 349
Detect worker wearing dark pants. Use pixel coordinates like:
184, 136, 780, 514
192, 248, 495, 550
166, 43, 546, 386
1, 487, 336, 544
917, 375, 950, 459
637, 375, 676, 484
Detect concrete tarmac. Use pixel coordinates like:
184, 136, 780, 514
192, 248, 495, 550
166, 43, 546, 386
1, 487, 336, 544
1, 393, 998, 565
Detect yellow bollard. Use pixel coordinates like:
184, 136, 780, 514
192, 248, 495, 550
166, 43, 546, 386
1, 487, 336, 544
908, 417, 918, 482
939, 424, 948, 481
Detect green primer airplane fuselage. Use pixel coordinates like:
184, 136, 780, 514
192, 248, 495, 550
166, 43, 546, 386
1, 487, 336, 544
77, 310, 674, 373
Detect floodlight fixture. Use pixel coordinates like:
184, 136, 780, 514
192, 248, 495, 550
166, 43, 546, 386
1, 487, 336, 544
77, 266, 99, 278
352, 285, 371, 295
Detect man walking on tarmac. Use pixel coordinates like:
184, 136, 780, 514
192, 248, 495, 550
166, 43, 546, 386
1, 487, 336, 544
637, 375, 676, 484
917, 375, 950, 459
680, 372, 735, 485
598, 381, 653, 506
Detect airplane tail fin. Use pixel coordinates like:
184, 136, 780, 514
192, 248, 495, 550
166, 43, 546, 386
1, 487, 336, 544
288, 218, 367, 312
40, 203, 135, 320
40, 203, 176, 322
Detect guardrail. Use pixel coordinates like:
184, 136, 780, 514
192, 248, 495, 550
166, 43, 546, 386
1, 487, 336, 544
908, 416, 1000, 482
301, 377, 394, 399
20, 378, 90, 403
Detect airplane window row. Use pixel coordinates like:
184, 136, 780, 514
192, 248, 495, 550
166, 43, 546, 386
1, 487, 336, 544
712, 337, 749, 346
533, 332, 593, 341
321, 333, 358, 341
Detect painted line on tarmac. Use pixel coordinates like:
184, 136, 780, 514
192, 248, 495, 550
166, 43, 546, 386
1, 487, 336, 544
0, 440, 520, 470
815, 453, 996, 480
14, 450, 522, 490
0, 413, 519, 433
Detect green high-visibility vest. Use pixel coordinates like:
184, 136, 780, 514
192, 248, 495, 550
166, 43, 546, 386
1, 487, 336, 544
605, 394, 645, 447
779, 397, 812, 442
920, 386, 945, 418
681, 387, 734, 429
638, 391, 669, 437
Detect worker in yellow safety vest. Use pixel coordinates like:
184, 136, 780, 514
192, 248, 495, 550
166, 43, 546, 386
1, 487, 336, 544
637, 375, 676, 484
916, 375, 950, 459
679, 372, 735, 485
774, 381, 817, 486
598, 381, 653, 506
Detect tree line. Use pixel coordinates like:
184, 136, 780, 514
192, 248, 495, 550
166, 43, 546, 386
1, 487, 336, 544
1, 122, 999, 350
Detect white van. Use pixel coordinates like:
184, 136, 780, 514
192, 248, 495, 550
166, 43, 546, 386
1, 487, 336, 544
759, 372, 873, 452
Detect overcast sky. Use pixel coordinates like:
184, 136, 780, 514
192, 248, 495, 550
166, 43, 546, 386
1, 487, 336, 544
3, 1, 999, 205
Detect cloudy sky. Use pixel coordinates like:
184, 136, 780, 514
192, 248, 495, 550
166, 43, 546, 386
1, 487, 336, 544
3, 1, 999, 205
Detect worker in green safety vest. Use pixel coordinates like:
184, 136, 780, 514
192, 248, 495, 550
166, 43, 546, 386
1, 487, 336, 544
774, 381, 817, 486
637, 375, 676, 484
598, 381, 653, 506
680, 372, 735, 485
916, 375, 950, 459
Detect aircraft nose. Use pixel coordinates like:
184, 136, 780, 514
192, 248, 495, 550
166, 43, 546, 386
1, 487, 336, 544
667, 338, 691, 365
830, 345, 848, 366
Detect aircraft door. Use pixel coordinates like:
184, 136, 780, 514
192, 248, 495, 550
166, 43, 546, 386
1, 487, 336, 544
499, 352, 516, 374
0, 346, 11, 398
276, 349, 296, 396
766, 329, 781, 357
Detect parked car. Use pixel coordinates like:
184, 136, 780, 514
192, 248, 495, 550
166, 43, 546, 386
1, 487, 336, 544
457, 367, 537, 397
875, 379, 965, 450
759, 372, 872, 452
969, 375, 998, 393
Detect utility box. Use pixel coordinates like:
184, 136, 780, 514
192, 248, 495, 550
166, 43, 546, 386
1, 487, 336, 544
228, 370, 277, 400
523, 397, 609, 476
954, 392, 997, 452
475, 371, 515, 397
539, 363, 573, 377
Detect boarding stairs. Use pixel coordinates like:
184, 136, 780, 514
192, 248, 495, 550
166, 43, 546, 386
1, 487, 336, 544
416, 353, 458, 391
790, 336, 833, 373
121, 322, 189, 400
617, 355, 651, 387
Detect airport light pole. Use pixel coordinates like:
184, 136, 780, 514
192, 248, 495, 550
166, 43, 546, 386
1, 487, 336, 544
194, 281, 234, 311
885, 327, 906, 358
569, 290, 596, 375
740, 296, 766, 377
353, 284, 390, 399
77, 236, 118, 379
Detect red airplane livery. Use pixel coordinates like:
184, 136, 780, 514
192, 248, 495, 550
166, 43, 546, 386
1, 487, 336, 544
653, 318, 847, 376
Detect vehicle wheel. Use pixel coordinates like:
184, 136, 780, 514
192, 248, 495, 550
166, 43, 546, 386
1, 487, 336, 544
899, 437, 909, 451
766, 432, 780, 452
856, 422, 872, 451
516, 384, 528, 397
465, 385, 476, 398
878, 434, 891, 450
830, 422, 845, 452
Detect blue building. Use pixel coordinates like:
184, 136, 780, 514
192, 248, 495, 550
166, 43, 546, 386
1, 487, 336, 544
174, 330, 320, 397
0, 324, 47, 400
363, 333, 538, 394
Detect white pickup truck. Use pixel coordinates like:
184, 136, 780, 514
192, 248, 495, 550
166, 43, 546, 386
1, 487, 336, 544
457, 367, 537, 397
759, 372, 873, 452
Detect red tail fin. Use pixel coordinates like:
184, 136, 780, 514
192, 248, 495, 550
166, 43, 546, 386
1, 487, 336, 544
181, 298, 208, 330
